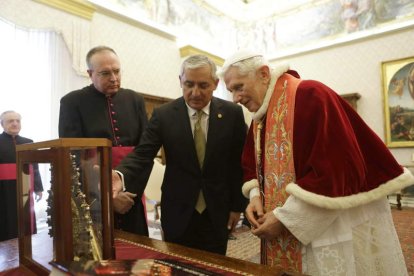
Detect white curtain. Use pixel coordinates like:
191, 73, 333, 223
0, 16, 89, 142
0, 17, 91, 232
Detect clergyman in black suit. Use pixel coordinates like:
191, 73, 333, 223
113, 55, 247, 255
0, 110, 43, 241
58, 46, 151, 237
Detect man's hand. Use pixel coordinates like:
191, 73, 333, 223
251, 211, 284, 240
245, 196, 264, 229
112, 170, 123, 197
111, 169, 136, 214
35, 191, 43, 202
227, 212, 241, 232
113, 191, 137, 214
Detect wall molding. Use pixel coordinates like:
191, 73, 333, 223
179, 45, 224, 66
34, 0, 95, 20
87, 0, 176, 41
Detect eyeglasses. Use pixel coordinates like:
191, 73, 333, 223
95, 69, 121, 79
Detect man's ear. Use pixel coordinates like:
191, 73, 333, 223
214, 78, 219, 87
258, 65, 270, 83
87, 69, 93, 78
179, 75, 183, 88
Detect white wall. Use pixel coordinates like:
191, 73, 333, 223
272, 27, 414, 165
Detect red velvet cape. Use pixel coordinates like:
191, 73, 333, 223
242, 71, 404, 200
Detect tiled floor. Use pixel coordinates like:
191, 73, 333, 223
226, 225, 260, 263
392, 207, 414, 275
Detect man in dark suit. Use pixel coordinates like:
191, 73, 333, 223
58, 46, 151, 236
113, 55, 247, 255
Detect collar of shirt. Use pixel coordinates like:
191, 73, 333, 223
185, 101, 211, 118
186, 102, 210, 139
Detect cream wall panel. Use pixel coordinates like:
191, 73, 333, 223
89, 12, 181, 98
273, 28, 414, 164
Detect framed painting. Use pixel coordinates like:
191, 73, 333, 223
382, 56, 414, 147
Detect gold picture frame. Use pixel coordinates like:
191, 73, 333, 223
382, 56, 414, 147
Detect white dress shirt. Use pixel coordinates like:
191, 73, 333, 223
186, 102, 210, 141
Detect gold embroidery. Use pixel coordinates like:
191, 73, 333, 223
254, 74, 302, 271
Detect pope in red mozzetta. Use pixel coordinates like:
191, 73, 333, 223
219, 50, 414, 275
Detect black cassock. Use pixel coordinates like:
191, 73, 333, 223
59, 84, 152, 236
0, 132, 43, 241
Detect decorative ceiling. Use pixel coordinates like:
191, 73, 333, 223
88, 0, 414, 59
195, 0, 312, 21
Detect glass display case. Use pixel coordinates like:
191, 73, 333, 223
15, 138, 114, 275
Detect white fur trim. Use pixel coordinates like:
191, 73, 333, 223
285, 167, 414, 210
242, 179, 259, 198
252, 63, 289, 121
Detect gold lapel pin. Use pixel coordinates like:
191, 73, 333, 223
218, 113, 222, 118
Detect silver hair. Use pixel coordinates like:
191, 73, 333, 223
218, 55, 270, 79
0, 110, 20, 125
180, 55, 218, 81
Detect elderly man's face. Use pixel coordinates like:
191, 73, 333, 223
224, 66, 269, 112
1, 112, 21, 136
180, 66, 218, 110
87, 50, 121, 96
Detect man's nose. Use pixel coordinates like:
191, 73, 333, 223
192, 86, 201, 96
232, 92, 241, 103
109, 73, 117, 81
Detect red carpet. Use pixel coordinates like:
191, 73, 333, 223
392, 207, 414, 275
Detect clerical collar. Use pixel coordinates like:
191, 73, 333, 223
91, 84, 117, 98
252, 63, 289, 121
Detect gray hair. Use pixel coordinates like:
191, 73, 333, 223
86, 46, 118, 69
218, 55, 270, 79
180, 55, 218, 81
0, 110, 20, 125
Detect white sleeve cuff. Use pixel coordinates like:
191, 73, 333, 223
242, 179, 259, 198
249, 187, 260, 199
275, 196, 338, 245
115, 170, 126, 191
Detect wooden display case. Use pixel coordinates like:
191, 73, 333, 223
15, 138, 114, 275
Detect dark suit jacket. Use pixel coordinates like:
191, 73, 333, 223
58, 84, 151, 236
58, 84, 147, 146
117, 97, 247, 241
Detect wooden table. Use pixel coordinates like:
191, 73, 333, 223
0, 230, 295, 275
